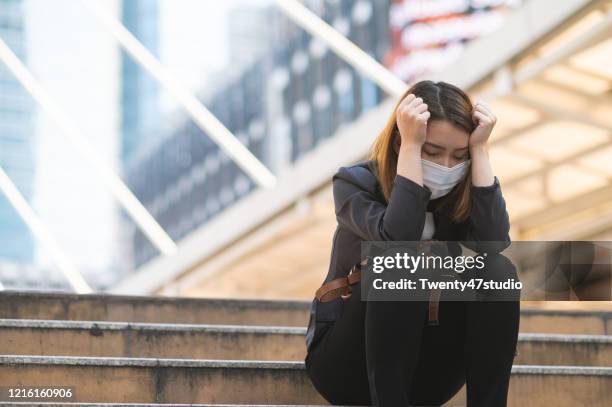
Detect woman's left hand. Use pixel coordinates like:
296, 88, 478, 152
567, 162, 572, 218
469, 100, 497, 148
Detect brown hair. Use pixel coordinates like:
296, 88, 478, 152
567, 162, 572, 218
366, 80, 476, 223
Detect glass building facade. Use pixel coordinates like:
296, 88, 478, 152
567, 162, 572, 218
0, 0, 35, 264
123, 0, 391, 268
120, 0, 160, 167
117, 0, 160, 272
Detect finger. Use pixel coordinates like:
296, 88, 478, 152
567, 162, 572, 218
474, 101, 496, 120
473, 111, 490, 125
414, 102, 429, 114
473, 105, 492, 122
399, 93, 416, 110
406, 96, 425, 110
419, 111, 431, 121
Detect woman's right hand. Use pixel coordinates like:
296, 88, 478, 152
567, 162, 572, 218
395, 93, 430, 148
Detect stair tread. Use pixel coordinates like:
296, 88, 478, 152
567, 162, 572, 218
3, 290, 611, 316
0, 290, 310, 309
0, 404, 356, 406
0, 355, 304, 369
517, 332, 612, 343
1, 355, 611, 375
1, 318, 610, 341
0, 318, 305, 334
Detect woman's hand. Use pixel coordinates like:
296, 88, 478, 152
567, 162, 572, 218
394, 93, 429, 187
469, 100, 496, 187
396, 93, 430, 148
469, 100, 497, 148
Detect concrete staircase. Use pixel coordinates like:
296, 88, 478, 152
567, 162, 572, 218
0, 290, 610, 406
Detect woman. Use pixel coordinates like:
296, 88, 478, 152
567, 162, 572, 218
304, 80, 520, 406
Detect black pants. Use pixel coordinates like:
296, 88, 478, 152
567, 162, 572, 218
305, 260, 520, 406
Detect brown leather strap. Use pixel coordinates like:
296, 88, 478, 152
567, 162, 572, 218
316, 259, 366, 302
315, 271, 362, 302
428, 288, 441, 326
315, 276, 351, 302
315, 256, 442, 325
347, 270, 361, 285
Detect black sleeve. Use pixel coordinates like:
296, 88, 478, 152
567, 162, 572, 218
333, 168, 432, 241
461, 175, 511, 253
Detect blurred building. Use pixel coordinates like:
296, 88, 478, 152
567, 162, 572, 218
0, 0, 35, 264
227, 4, 280, 70
116, 0, 160, 273
120, 0, 392, 269
120, 0, 160, 167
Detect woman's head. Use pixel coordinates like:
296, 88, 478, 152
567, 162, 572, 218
367, 80, 477, 223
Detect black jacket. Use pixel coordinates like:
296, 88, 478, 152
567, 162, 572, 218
305, 158, 511, 353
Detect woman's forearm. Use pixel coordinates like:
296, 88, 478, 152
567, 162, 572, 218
470, 144, 495, 187
465, 141, 511, 249
397, 143, 424, 186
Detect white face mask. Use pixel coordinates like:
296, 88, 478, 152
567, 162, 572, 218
421, 159, 470, 199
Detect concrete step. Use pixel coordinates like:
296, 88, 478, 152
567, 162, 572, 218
519, 308, 612, 335
0, 355, 323, 405
514, 333, 612, 366
0, 290, 309, 327
0, 319, 306, 361
0, 405, 356, 407
1, 290, 611, 334
0, 355, 610, 406
2, 319, 611, 366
